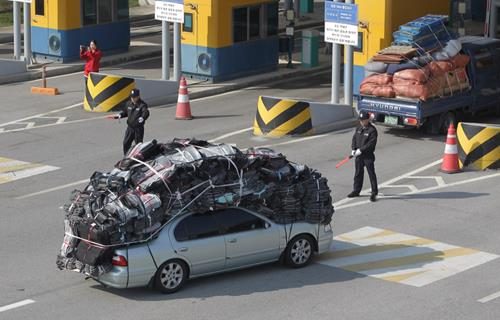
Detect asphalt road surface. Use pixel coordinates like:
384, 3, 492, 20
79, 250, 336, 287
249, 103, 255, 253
1, 69, 499, 320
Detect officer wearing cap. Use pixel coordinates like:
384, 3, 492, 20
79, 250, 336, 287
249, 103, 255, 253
109, 89, 150, 154
348, 111, 378, 202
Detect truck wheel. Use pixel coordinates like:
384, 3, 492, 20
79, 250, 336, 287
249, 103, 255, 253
441, 112, 456, 135
154, 259, 188, 294
285, 234, 315, 268
423, 116, 440, 135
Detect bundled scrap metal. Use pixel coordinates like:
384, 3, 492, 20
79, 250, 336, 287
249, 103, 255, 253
57, 138, 334, 276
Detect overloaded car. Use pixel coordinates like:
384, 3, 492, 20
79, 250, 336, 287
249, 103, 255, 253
57, 138, 334, 293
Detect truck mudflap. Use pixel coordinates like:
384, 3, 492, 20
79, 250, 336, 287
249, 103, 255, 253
357, 95, 422, 127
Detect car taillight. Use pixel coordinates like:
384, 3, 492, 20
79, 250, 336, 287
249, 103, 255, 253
112, 255, 128, 267
404, 117, 418, 126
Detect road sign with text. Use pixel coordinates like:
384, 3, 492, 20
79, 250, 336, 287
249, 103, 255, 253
155, 0, 184, 23
324, 1, 358, 46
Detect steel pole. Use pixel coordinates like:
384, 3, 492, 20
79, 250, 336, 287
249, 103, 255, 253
162, 21, 170, 80
331, 0, 343, 104
13, 2, 21, 60
24, 2, 32, 64
344, 0, 354, 106
489, 0, 498, 38
173, 22, 181, 81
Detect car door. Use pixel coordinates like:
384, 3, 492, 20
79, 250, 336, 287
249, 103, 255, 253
213, 208, 281, 269
170, 213, 226, 276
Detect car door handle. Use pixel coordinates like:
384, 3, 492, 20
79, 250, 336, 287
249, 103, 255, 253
228, 239, 237, 243
178, 247, 188, 252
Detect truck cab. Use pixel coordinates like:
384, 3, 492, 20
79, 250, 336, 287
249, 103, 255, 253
357, 37, 500, 134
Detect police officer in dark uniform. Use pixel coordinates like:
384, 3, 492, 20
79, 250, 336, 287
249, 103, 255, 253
348, 111, 378, 202
109, 89, 150, 155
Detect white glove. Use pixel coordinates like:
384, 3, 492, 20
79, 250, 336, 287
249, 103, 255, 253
116, 114, 121, 119
138, 117, 144, 124
354, 149, 362, 157
351, 150, 356, 157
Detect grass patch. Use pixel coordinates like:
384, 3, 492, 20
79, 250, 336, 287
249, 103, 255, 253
0, 12, 13, 27
129, 0, 140, 7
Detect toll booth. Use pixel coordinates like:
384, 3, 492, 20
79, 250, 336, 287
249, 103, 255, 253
353, 0, 449, 94
31, 0, 130, 62
182, 0, 279, 82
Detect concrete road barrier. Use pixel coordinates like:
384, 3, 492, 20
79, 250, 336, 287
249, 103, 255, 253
0, 59, 26, 77
84, 72, 179, 112
457, 122, 500, 170
253, 95, 356, 137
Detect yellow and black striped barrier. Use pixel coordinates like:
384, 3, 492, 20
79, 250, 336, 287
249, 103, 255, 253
84, 73, 135, 112
253, 96, 313, 137
457, 122, 500, 170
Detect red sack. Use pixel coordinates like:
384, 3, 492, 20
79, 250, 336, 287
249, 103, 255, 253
451, 54, 470, 68
393, 81, 438, 101
360, 83, 378, 95
360, 74, 393, 86
429, 60, 454, 76
393, 66, 430, 84
372, 85, 396, 98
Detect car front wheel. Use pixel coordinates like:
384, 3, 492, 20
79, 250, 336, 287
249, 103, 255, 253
285, 235, 314, 268
154, 259, 188, 294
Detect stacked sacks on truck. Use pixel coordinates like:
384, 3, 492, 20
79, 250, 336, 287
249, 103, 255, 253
57, 139, 335, 276
359, 15, 471, 102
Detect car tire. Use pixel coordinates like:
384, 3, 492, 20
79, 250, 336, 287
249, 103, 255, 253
154, 259, 188, 294
285, 234, 315, 268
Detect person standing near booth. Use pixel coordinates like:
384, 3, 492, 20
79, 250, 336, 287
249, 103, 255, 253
80, 40, 102, 85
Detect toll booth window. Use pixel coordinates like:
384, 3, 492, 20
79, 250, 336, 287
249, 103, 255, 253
98, 0, 113, 24
83, 0, 97, 25
267, 2, 278, 36
117, 0, 130, 21
233, 8, 248, 43
183, 13, 193, 32
35, 0, 44, 16
249, 6, 261, 39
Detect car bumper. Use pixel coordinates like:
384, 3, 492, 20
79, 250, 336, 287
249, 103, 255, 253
318, 230, 334, 254
96, 266, 129, 289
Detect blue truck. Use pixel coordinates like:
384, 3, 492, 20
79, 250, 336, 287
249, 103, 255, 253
357, 36, 500, 134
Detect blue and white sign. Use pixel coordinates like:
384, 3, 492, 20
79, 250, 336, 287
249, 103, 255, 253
155, 0, 184, 23
324, 1, 358, 46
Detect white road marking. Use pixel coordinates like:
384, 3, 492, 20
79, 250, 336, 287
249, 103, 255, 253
0, 102, 83, 127
209, 127, 253, 142
258, 133, 330, 149
0, 299, 36, 313
411, 175, 447, 187
335, 172, 500, 210
319, 227, 499, 287
0, 157, 59, 185
0, 116, 106, 134
478, 291, 500, 303
15, 179, 89, 200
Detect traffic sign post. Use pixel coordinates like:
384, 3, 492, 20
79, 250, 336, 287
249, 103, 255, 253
155, 0, 184, 81
324, 0, 358, 105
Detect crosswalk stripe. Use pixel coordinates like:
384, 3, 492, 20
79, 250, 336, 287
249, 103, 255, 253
0, 157, 59, 185
319, 227, 499, 287
0, 163, 42, 173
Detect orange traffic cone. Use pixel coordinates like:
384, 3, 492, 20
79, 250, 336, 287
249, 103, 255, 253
175, 77, 193, 120
440, 124, 461, 174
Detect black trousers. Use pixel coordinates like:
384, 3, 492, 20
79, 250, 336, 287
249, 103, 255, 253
353, 156, 378, 194
123, 126, 144, 155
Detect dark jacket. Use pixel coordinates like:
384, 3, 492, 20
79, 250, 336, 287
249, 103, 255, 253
352, 123, 378, 156
119, 99, 150, 128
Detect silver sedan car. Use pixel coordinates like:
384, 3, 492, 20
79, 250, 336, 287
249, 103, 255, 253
97, 207, 333, 293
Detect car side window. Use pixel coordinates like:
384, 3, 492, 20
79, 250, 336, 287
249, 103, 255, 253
213, 208, 266, 234
174, 213, 220, 242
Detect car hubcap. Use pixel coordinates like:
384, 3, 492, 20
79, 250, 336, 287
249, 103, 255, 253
291, 239, 312, 264
160, 263, 183, 289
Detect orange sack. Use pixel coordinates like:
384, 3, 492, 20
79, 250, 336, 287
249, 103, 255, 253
451, 54, 470, 68
360, 83, 378, 95
429, 60, 454, 76
372, 85, 396, 98
360, 73, 393, 86
393, 66, 430, 84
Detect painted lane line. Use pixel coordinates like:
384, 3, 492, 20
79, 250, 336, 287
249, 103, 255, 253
410, 175, 447, 187
15, 179, 89, 200
0, 299, 36, 313
335, 172, 500, 210
0, 102, 83, 127
0, 116, 106, 134
478, 290, 500, 303
258, 133, 330, 149
209, 127, 253, 142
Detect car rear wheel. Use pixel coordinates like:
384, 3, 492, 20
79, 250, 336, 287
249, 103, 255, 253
285, 235, 314, 268
154, 259, 188, 294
